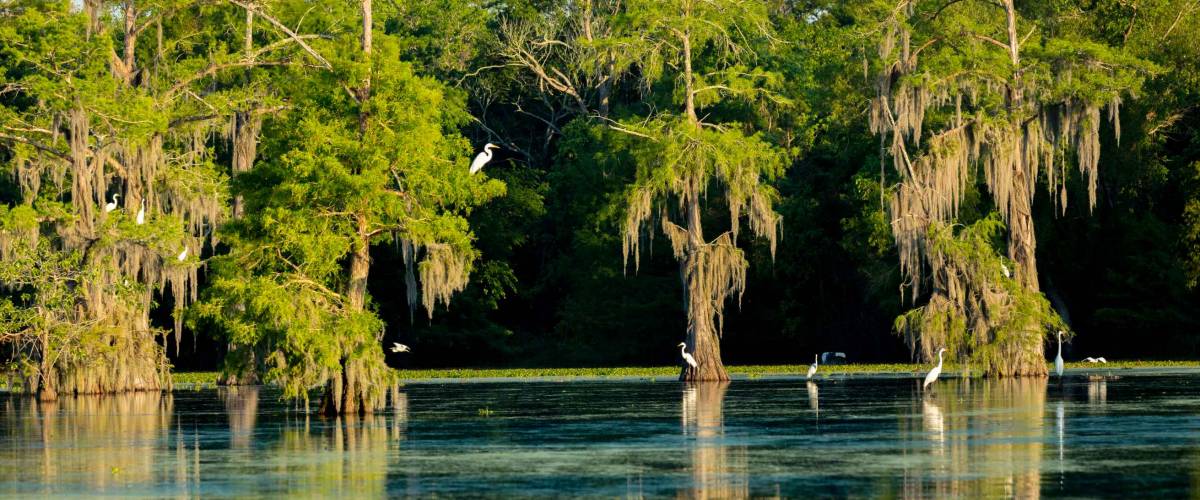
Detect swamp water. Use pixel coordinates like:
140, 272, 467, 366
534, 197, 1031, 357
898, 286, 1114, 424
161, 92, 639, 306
2, 371, 1200, 497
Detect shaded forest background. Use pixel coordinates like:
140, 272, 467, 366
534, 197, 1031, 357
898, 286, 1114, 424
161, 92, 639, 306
6, 0, 1200, 373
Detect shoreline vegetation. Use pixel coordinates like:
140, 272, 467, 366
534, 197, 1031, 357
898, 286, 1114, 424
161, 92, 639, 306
5, 362, 1199, 392
125, 361, 1200, 387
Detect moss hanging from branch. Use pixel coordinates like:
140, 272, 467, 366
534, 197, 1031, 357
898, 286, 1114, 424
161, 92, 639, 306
868, 0, 1144, 373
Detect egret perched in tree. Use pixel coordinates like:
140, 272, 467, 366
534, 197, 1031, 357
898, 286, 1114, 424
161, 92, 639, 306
105, 193, 120, 213
1055, 331, 1064, 377
177, 246, 188, 262
807, 354, 818, 380
1001, 262, 1011, 279
923, 348, 948, 390
136, 199, 145, 225
469, 143, 498, 174
677, 342, 698, 369
390, 343, 411, 353
1084, 357, 1107, 364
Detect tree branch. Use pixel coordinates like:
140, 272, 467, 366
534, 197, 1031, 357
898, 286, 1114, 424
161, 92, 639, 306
226, 0, 332, 69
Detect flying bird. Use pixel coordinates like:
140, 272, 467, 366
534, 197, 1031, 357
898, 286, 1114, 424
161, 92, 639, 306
1055, 331, 1064, 377
678, 342, 699, 369
390, 343, 411, 353
105, 193, 120, 213
136, 199, 145, 225
469, 143, 498, 174
177, 246, 188, 262
807, 354, 818, 380
1084, 357, 1107, 364
923, 347, 948, 390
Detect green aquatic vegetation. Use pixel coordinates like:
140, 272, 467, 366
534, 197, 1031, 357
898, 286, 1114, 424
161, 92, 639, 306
163, 361, 1200, 388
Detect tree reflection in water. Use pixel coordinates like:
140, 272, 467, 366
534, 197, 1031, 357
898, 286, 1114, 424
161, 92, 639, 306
902, 378, 1047, 499
220, 386, 259, 449
681, 382, 748, 499
0, 393, 177, 495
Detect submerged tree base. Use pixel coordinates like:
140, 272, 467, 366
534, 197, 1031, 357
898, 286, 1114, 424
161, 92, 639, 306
31, 331, 170, 401
894, 218, 1064, 377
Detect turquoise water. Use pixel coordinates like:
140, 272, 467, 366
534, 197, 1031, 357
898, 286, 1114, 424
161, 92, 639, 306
2, 371, 1200, 497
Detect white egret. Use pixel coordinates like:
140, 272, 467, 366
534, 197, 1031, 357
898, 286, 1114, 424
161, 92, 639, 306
677, 342, 699, 369
177, 246, 188, 262
923, 347, 948, 390
807, 354, 818, 380
1096, 357, 1106, 363
1001, 262, 1011, 279
390, 343, 411, 353
1084, 357, 1107, 364
1055, 331, 1064, 377
105, 193, 120, 213
136, 199, 145, 225
469, 143, 498, 174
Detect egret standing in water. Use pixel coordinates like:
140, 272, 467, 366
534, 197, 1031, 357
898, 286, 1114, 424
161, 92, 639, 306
1055, 330, 1064, 377
677, 342, 698, 369
807, 354, 818, 380
136, 199, 145, 225
469, 143, 498, 175
923, 347, 948, 390
105, 193, 120, 213
390, 343, 411, 353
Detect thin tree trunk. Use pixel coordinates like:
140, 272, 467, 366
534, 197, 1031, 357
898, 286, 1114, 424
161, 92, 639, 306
122, 1, 138, 86
38, 332, 57, 401
347, 217, 371, 311
1002, 0, 1046, 374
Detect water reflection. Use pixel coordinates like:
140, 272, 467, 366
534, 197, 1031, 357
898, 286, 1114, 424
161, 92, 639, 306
220, 386, 259, 449
1056, 401, 1065, 487
1087, 376, 1108, 406
0, 393, 178, 495
903, 378, 1047, 499
681, 382, 748, 499
806, 381, 819, 414
3, 375, 1200, 497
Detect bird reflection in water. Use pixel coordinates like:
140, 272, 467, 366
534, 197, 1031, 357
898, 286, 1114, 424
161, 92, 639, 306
681, 382, 748, 499
806, 381, 819, 415
1087, 376, 1108, 406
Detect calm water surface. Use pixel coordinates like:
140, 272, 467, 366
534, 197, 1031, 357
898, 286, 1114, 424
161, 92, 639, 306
3, 371, 1200, 497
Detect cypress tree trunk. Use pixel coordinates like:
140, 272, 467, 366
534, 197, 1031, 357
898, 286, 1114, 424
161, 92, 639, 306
322, 0, 377, 416
680, 183, 730, 382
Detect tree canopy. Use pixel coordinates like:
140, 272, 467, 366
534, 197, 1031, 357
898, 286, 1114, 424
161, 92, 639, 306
1, 0, 1199, 402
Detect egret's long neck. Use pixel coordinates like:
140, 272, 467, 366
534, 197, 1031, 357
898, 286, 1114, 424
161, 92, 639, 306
680, 344, 686, 357
937, 350, 944, 368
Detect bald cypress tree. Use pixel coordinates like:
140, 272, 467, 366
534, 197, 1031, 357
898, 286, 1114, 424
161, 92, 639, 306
611, 0, 789, 381
866, 0, 1148, 374
0, 0, 329, 398
195, 1, 503, 414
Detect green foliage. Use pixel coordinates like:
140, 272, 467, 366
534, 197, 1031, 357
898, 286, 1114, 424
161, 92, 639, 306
894, 215, 1067, 375
195, 1, 503, 411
